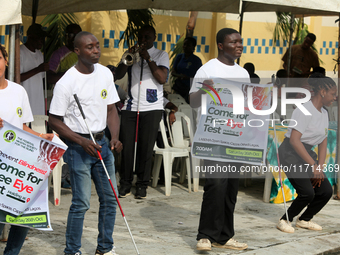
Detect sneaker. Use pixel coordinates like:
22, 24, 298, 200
95, 246, 118, 255
212, 238, 248, 250
277, 219, 294, 233
296, 219, 322, 231
196, 238, 212, 251
135, 187, 147, 199
64, 253, 81, 255
118, 186, 131, 198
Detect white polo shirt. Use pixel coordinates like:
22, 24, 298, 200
49, 64, 120, 134
123, 46, 169, 112
285, 100, 328, 146
190, 58, 250, 120
0, 80, 33, 129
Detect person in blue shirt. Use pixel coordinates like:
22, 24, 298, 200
172, 37, 202, 103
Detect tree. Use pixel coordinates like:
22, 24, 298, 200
30, 1, 78, 61
169, 11, 199, 72
120, 9, 155, 48
273, 12, 321, 69
40, 13, 78, 61
273, 12, 314, 47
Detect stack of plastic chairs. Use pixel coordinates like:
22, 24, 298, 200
152, 118, 192, 196
167, 93, 187, 107
169, 112, 194, 185
167, 93, 201, 191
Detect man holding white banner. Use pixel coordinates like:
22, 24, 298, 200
190, 28, 250, 252
0, 44, 54, 255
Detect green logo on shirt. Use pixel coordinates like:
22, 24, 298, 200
16, 107, 23, 117
101, 89, 108, 99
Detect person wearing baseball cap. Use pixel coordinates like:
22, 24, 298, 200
20, 23, 49, 115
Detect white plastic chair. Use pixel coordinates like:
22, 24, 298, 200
29, 115, 62, 206
51, 133, 63, 206
171, 112, 191, 149
152, 118, 191, 196
178, 104, 196, 140
167, 93, 186, 103
174, 107, 200, 191
170, 112, 192, 184
30, 115, 48, 134
167, 94, 188, 107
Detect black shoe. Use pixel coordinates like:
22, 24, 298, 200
118, 185, 131, 198
135, 187, 147, 199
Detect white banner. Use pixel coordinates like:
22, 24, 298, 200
0, 120, 67, 230
192, 79, 272, 165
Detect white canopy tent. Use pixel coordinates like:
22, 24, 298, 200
242, 0, 340, 15
0, 0, 22, 26
19, 0, 340, 17
21, 0, 241, 15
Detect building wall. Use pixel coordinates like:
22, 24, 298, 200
1, 10, 339, 82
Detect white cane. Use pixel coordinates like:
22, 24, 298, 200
44, 71, 47, 115
73, 94, 141, 255
271, 74, 290, 223
132, 59, 143, 173
272, 113, 290, 224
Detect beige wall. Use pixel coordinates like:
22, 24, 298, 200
1, 10, 339, 81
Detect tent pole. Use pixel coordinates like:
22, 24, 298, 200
15, 24, 20, 83
8, 25, 15, 82
32, 0, 40, 24
287, 13, 294, 80
337, 13, 340, 199
237, 1, 244, 65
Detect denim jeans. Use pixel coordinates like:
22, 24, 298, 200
0, 224, 29, 255
63, 135, 118, 255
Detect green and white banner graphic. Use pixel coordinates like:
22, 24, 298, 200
192, 79, 272, 165
0, 120, 67, 230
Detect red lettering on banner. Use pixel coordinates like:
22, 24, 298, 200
13, 179, 33, 193
226, 119, 244, 129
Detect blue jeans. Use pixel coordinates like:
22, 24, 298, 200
63, 136, 118, 255
0, 224, 29, 255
